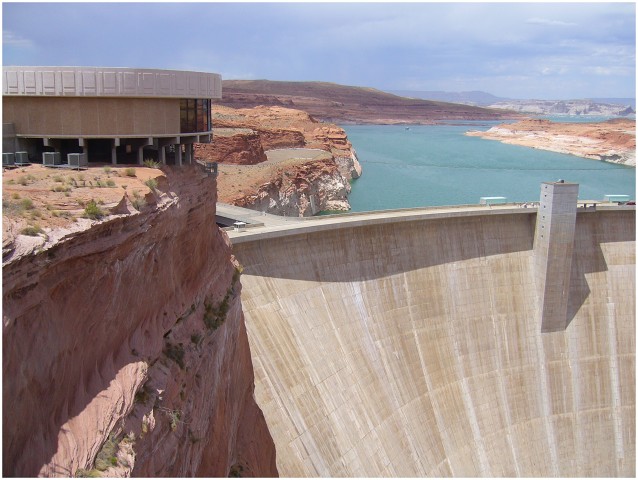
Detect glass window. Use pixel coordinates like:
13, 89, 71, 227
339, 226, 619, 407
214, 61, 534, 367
180, 99, 211, 133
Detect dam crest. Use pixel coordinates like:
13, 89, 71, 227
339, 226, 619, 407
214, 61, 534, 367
224, 185, 635, 477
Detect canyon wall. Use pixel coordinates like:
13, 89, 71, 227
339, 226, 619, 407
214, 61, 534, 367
198, 105, 362, 216
2, 167, 277, 477
234, 209, 635, 477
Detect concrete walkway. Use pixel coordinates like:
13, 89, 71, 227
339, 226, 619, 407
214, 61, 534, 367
221, 201, 630, 244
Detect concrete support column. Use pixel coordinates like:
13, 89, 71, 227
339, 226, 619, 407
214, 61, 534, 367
137, 146, 144, 165
111, 138, 119, 164
78, 138, 88, 156
185, 143, 193, 164
533, 181, 579, 332
175, 144, 182, 166
159, 146, 166, 165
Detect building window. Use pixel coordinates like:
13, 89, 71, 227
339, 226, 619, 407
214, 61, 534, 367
180, 99, 211, 133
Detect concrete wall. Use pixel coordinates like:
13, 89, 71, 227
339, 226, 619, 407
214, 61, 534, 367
3, 66, 221, 99
3, 96, 180, 137
233, 210, 635, 477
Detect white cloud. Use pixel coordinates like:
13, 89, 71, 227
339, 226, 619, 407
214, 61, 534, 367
526, 17, 577, 27
2, 30, 34, 48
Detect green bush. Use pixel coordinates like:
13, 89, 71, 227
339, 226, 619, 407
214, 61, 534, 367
124, 168, 136, 177
84, 200, 105, 220
20, 198, 34, 210
21, 225, 44, 236
143, 158, 161, 169
144, 178, 158, 192
131, 191, 146, 211
75, 468, 102, 477
94, 435, 119, 471
163, 342, 185, 369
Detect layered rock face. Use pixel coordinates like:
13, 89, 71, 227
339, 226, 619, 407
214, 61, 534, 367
197, 105, 361, 216
232, 157, 353, 216
2, 167, 277, 477
467, 118, 636, 166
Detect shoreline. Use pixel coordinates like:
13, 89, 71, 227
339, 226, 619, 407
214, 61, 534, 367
466, 118, 636, 167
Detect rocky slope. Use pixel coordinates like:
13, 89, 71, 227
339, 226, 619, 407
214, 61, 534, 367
487, 99, 635, 116
466, 118, 636, 166
2, 166, 277, 477
220, 80, 518, 124
195, 105, 362, 216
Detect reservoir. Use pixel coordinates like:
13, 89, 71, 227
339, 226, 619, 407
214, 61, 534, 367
342, 122, 635, 212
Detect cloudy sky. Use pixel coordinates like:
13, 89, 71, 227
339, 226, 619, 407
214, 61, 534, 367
2, 1, 635, 100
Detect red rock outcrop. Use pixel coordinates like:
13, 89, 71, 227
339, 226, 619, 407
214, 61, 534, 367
232, 157, 352, 216
196, 106, 361, 215
194, 131, 267, 165
2, 166, 277, 477
467, 118, 636, 166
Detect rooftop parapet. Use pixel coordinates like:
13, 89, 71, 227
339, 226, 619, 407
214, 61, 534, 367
2, 66, 222, 99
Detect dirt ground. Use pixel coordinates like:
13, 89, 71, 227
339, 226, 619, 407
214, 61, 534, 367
216, 149, 332, 203
2, 163, 164, 244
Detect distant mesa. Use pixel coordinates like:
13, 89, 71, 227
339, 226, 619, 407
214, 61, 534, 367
390, 89, 636, 115
220, 80, 519, 124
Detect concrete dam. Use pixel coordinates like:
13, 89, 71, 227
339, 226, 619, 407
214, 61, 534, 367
227, 184, 635, 477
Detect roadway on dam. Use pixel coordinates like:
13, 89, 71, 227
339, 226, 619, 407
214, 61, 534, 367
224, 203, 635, 477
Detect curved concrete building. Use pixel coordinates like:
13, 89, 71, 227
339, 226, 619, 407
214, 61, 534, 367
229, 201, 635, 476
2, 66, 221, 165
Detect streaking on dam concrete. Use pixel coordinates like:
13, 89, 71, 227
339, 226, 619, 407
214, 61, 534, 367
227, 185, 635, 477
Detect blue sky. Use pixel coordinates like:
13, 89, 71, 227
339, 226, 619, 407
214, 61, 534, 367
2, 1, 635, 100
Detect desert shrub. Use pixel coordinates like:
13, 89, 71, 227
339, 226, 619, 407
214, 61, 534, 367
20, 198, 34, 210
229, 464, 244, 477
167, 409, 182, 431
143, 158, 160, 169
84, 200, 105, 220
144, 178, 158, 192
21, 225, 44, 236
94, 435, 119, 471
75, 468, 102, 477
124, 168, 136, 177
103, 166, 112, 175
134, 383, 152, 405
131, 192, 146, 211
106, 179, 116, 187
163, 342, 185, 369
190, 333, 203, 346
203, 266, 242, 331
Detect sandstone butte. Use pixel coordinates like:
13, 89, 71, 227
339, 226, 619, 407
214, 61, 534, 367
195, 105, 362, 216
466, 118, 636, 167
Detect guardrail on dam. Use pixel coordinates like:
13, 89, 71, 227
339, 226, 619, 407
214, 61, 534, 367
226, 193, 635, 477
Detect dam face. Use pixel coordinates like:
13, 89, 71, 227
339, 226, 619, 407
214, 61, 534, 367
232, 208, 635, 477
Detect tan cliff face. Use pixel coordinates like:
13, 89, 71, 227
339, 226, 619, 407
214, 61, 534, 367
467, 118, 636, 166
195, 105, 361, 216
2, 167, 277, 477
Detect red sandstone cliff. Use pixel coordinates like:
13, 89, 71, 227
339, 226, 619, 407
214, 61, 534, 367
195, 106, 362, 216
2, 166, 277, 477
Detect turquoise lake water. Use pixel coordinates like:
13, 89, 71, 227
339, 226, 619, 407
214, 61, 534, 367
341, 122, 636, 212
